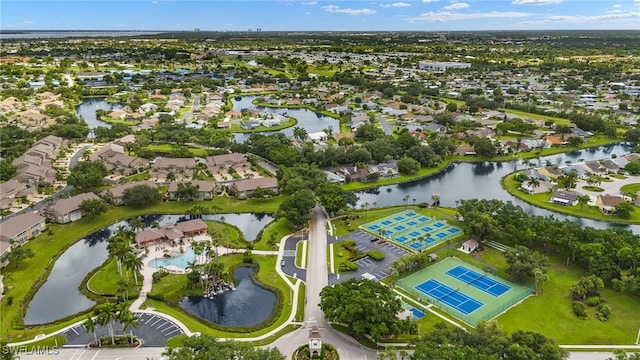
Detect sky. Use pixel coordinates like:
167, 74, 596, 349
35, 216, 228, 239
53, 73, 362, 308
2, 0, 639, 32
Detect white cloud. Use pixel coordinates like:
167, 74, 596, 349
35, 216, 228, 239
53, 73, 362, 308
512, 0, 562, 4
381, 2, 412, 8
409, 10, 529, 22
442, 2, 470, 10
545, 11, 640, 22
613, 4, 622, 8
302, 1, 317, 5
305, 11, 312, 15
322, 5, 376, 15
422, 0, 440, 2
6, 20, 34, 28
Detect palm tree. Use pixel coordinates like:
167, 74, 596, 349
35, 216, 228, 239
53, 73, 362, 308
526, 177, 540, 192
577, 195, 590, 209
83, 314, 100, 347
533, 268, 543, 294
95, 302, 117, 345
402, 195, 410, 206
123, 252, 143, 285
107, 236, 130, 278
119, 310, 139, 345
128, 216, 145, 233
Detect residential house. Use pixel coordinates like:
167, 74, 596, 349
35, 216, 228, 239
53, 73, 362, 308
550, 190, 579, 206
596, 194, 624, 214
544, 135, 565, 147
584, 161, 604, 174
206, 153, 249, 174
0, 211, 46, 245
105, 180, 157, 206
368, 162, 399, 179
168, 180, 217, 201
241, 120, 260, 130
601, 159, 620, 173
41, 192, 101, 224
324, 171, 346, 184
336, 166, 369, 182
0, 180, 28, 201
102, 153, 148, 175
520, 180, 554, 194
455, 145, 476, 156
231, 177, 279, 200
135, 219, 208, 246
152, 158, 195, 181
538, 166, 564, 179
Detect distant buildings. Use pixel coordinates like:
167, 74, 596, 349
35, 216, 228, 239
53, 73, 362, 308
418, 62, 471, 71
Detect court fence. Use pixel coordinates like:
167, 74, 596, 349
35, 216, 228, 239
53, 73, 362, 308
396, 278, 533, 326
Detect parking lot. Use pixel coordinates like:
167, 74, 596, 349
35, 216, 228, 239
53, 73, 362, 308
328, 230, 409, 285
280, 235, 307, 282
62, 312, 184, 347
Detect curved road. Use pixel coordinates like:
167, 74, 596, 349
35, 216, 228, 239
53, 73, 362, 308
271, 205, 377, 359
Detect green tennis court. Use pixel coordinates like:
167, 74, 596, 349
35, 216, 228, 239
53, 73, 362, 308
397, 257, 533, 326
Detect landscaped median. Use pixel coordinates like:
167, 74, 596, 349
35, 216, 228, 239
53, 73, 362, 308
502, 171, 640, 224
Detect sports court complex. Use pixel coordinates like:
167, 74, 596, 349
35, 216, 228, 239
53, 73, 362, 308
397, 257, 533, 326
359, 210, 463, 252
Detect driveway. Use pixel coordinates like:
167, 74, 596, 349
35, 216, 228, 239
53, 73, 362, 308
62, 312, 184, 347
377, 114, 392, 135
328, 230, 409, 285
281, 235, 307, 282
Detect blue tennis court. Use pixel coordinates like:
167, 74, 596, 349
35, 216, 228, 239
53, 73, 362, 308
410, 308, 425, 319
394, 225, 406, 231
394, 216, 405, 221
446, 265, 511, 297
418, 217, 430, 222
409, 242, 421, 250
416, 279, 483, 315
368, 224, 380, 231
407, 221, 418, 226
448, 228, 460, 233
433, 222, 445, 228
421, 226, 433, 232
396, 236, 409, 243
406, 212, 417, 217
381, 220, 393, 226
436, 232, 447, 238
409, 231, 420, 237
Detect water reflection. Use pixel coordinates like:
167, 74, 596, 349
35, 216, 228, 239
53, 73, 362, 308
179, 266, 276, 327
24, 213, 273, 324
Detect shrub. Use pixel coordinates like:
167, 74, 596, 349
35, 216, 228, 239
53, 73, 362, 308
343, 239, 356, 247
152, 269, 169, 283
586, 296, 601, 307
572, 302, 588, 319
338, 260, 358, 273
367, 250, 385, 261
597, 304, 612, 321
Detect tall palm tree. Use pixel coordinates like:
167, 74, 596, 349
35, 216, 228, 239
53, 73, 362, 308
128, 216, 145, 233
526, 177, 541, 192
83, 314, 100, 347
119, 310, 139, 345
402, 195, 410, 206
123, 252, 143, 285
95, 302, 117, 345
108, 236, 130, 278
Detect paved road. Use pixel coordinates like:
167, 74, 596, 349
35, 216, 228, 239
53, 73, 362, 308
271, 205, 377, 359
568, 352, 615, 360
377, 114, 392, 135
17, 347, 167, 360
179, 96, 200, 123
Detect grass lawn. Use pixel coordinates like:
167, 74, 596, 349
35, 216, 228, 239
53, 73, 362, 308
147, 253, 297, 338
229, 118, 297, 133
295, 240, 307, 268
255, 218, 293, 251
496, 258, 640, 344
503, 172, 640, 224
620, 183, 640, 194
143, 144, 211, 157
86, 257, 140, 296
204, 220, 246, 249
498, 108, 573, 126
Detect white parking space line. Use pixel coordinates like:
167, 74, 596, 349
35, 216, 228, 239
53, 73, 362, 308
156, 321, 171, 330
145, 315, 156, 324
161, 325, 178, 333
150, 318, 163, 326
165, 329, 181, 337
70, 327, 79, 335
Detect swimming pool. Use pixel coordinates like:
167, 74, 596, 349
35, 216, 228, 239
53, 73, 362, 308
151, 248, 196, 268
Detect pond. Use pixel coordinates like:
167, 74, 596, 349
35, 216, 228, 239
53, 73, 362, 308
23, 213, 272, 324
231, 96, 340, 143
179, 266, 277, 327
75, 97, 123, 136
